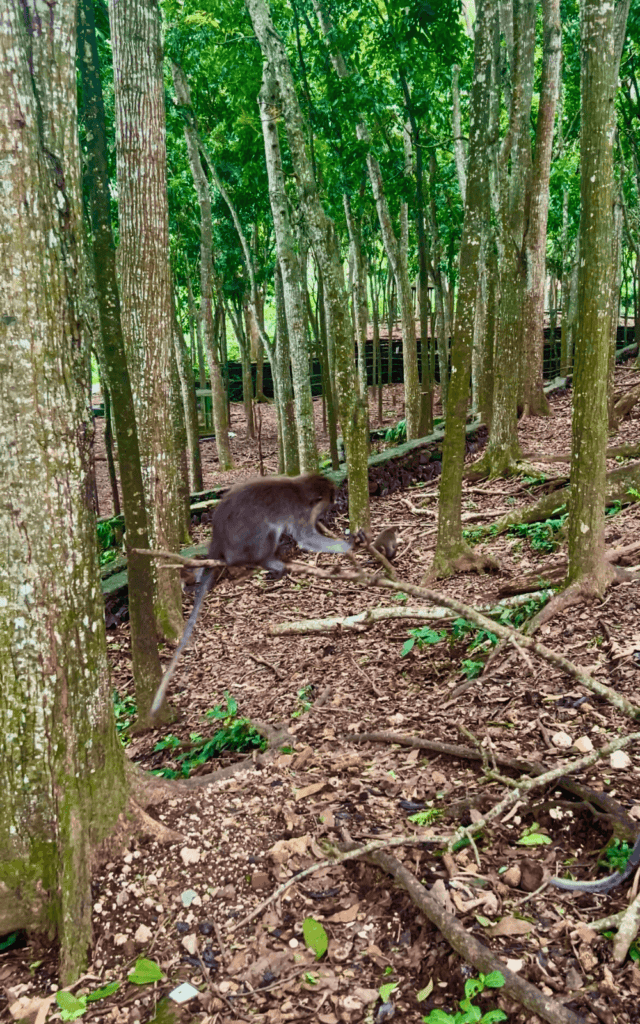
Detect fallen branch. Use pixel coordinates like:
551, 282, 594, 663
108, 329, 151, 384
282, 560, 640, 720
270, 591, 552, 635
134, 547, 640, 719
227, 833, 448, 933
498, 539, 640, 596
350, 844, 586, 1024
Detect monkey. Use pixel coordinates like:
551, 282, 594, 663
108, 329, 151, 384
549, 832, 640, 894
356, 526, 399, 562
371, 526, 399, 562
151, 473, 351, 716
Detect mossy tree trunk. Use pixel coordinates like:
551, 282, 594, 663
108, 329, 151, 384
247, 0, 370, 531
567, 0, 628, 592
108, 0, 184, 639
274, 264, 301, 475
78, 0, 165, 727
0, 0, 129, 981
484, 0, 535, 475
429, 0, 496, 578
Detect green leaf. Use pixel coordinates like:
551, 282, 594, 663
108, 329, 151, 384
416, 978, 434, 1001
302, 917, 328, 960
422, 1010, 456, 1023
379, 981, 398, 1002
475, 914, 492, 927
56, 992, 87, 1020
127, 958, 163, 985
516, 833, 551, 846
481, 972, 505, 989
401, 638, 415, 657
86, 981, 120, 1002
481, 1011, 508, 1023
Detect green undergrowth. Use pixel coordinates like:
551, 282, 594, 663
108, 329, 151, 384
151, 693, 266, 778
401, 596, 549, 676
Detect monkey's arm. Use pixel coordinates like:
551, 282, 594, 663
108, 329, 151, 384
150, 567, 215, 716
549, 832, 640, 894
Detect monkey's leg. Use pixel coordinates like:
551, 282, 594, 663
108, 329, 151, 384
151, 567, 215, 716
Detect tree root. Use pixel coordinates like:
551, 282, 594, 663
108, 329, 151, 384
348, 843, 587, 1024
498, 539, 640, 596
526, 564, 634, 634
610, 383, 640, 431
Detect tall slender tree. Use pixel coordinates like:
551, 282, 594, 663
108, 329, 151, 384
108, 0, 185, 639
78, 0, 166, 726
428, 0, 498, 578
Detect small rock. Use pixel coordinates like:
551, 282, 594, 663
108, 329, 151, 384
113, 933, 128, 946
573, 735, 593, 753
551, 731, 573, 749
180, 888, 200, 907
198, 921, 213, 936
134, 924, 152, 945
503, 866, 522, 888
180, 847, 201, 866
182, 933, 198, 956
610, 750, 632, 769
251, 872, 270, 890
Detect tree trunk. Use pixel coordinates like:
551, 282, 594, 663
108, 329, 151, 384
228, 301, 256, 439
274, 264, 301, 474
78, 0, 165, 725
102, 384, 121, 515
483, 0, 535, 474
186, 269, 206, 389
171, 63, 233, 470
344, 194, 369, 404
247, 0, 370, 530
0, 0, 129, 980
429, 0, 496, 578
108, 0, 184, 639
313, 0, 420, 441
567, 0, 621, 592
259, 64, 318, 471
317, 269, 341, 470
172, 298, 203, 492
520, 0, 561, 417
607, 199, 624, 429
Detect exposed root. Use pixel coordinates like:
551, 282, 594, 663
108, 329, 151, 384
526, 564, 625, 634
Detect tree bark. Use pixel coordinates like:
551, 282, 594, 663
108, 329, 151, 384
429, 0, 497, 577
108, 0, 184, 639
312, 0, 420, 441
171, 63, 233, 470
520, 0, 561, 417
274, 264, 301, 474
567, 0, 621, 591
258, 64, 318, 471
172, 297, 203, 492
485, 0, 535, 474
246, 0, 370, 530
78, 0, 165, 725
0, 0, 129, 980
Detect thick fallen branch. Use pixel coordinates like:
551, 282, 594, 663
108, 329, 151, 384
282, 560, 640, 720
134, 548, 640, 720
350, 844, 586, 1024
270, 591, 552, 635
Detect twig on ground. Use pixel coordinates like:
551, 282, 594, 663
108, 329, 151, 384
227, 833, 448, 933
348, 843, 586, 1024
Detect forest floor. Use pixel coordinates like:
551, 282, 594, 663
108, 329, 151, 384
3, 361, 640, 1024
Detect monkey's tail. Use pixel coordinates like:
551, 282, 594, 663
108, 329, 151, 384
150, 567, 215, 716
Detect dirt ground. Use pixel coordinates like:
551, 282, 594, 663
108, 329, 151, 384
3, 363, 640, 1024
